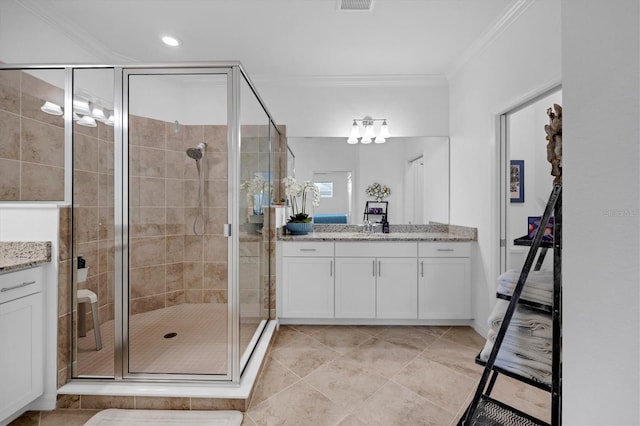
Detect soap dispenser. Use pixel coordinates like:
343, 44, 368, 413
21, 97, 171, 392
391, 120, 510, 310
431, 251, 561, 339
382, 215, 390, 234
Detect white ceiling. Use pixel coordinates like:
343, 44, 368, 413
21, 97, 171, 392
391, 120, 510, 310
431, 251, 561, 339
21, 0, 516, 78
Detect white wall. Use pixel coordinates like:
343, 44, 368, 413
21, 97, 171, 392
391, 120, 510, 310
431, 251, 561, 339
448, 0, 561, 335
562, 1, 639, 423
257, 80, 449, 138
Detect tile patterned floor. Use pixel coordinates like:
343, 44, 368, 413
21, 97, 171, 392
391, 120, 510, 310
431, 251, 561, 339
244, 325, 550, 426
11, 325, 551, 426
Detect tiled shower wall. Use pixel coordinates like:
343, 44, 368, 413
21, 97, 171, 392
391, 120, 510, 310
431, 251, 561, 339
128, 116, 229, 314
0, 69, 65, 201
74, 121, 116, 328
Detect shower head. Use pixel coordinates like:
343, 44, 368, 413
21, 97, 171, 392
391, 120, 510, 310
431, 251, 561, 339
186, 142, 207, 160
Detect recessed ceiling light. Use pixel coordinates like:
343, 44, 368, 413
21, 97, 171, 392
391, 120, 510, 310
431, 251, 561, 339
161, 35, 181, 47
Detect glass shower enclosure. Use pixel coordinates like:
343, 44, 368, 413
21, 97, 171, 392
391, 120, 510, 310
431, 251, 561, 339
84, 64, 276, 382
0, 62, 279, 385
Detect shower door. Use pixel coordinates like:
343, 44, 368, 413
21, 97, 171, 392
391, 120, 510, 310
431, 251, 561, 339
123, 69, 233, 379
237, 75, 273, 371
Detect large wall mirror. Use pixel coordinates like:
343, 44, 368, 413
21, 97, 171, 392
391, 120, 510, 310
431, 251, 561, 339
287, 137, 449, 225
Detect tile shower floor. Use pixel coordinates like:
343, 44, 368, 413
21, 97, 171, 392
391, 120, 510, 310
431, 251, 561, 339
77, 303, 258, 376
12, 325, 551, 426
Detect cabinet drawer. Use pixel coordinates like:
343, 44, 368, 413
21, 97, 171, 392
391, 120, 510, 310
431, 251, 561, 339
418, 242, 470, 258
0, 267, 44, 304
335, 242, 416, 257
282, 242, 334, 257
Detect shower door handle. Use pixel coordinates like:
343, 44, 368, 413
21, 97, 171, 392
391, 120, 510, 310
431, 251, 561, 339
223, 224, 232, 237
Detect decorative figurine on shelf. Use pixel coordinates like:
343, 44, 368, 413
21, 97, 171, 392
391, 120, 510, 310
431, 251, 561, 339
283, 176, 320, 235
366, 182, 391, 201
545, 103, 562, 185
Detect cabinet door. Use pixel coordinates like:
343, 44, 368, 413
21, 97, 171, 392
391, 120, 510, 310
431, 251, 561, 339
0, 292, 44, 421
335, 257, 376, 318
376, 258, 418, 319
282, 257, 334, 318
419, 257, 471, 319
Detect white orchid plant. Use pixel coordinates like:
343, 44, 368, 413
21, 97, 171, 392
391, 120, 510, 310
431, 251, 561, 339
240, 175, 271, 216
283, 176, 320, 223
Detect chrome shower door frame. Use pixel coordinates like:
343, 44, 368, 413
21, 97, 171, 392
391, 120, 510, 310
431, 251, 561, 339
119, 65, 238, 382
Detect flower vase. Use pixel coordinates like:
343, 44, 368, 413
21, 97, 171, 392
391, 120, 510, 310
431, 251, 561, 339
286, 222, 313, 235
243, 214, 264, 234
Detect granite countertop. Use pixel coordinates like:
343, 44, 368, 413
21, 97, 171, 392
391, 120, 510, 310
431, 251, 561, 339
0, 241, 52, 274
279, 224, 477, 242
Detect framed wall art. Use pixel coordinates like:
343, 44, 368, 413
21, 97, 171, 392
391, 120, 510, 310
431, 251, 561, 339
510, 160, 524, 203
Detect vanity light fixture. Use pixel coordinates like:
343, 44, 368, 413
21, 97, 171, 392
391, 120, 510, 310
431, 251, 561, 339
346, 116, 390, 144
376, 120, 390, 143
40, 101, 63, 116
77, 115, 97, 127
73, 97, 91, 115
347, 121, 360, 144
104, 112, 115, 127
90, 104, 106, 121
72, 90, 115, 126
42, 91, 113, 127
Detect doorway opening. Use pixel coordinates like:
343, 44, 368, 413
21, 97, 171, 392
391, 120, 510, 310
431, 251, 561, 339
498, 87, 562, 273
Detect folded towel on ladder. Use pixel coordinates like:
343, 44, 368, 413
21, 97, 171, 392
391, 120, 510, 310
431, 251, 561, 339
496, 269, 554, 306
488, 299, 553, 339
479, 342, 552, 385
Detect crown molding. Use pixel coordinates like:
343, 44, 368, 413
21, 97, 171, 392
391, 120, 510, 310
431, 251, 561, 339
17, 0, 136, 63
446, 0, 535, 80
251, 74, 448, 88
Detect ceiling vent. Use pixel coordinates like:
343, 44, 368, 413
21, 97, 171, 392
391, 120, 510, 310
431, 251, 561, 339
338, 0, 375, 11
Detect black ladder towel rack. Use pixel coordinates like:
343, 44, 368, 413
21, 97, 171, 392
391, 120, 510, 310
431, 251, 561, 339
458, 184, 562, 426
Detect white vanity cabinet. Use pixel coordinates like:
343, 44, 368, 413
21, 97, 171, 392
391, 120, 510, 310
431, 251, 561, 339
418, 242, 471, 319
0, 267, 44, 423
279, 238, 473, 324
335, 242, 417, 319
281, 242, 335, 318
